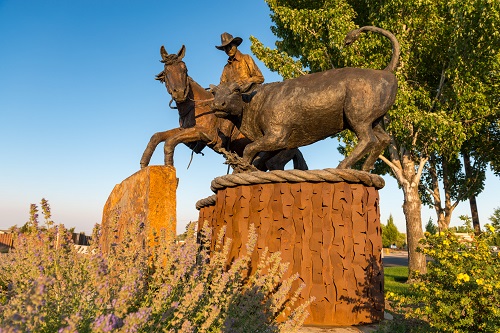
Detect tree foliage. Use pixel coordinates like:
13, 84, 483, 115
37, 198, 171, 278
381, 215, 405, 248
251, 0, 500, 273
389, 229, 500, 332
425, 218, 438, 235
489, 207, 500, 246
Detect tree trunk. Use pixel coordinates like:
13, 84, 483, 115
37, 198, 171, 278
468, 195, 480, 235
441, 158, 455, 230
384, 148, 428, 276
401, 175, 427, 275
382, 130, 428, 276
463, 151, 481, 234
428, 156, 446, 229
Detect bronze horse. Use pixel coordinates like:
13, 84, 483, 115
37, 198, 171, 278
140, 45, 308, 171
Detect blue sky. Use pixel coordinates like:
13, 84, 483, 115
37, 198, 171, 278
1, 0, 499, 235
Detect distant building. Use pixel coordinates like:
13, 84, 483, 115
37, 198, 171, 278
455, 232, 474, 243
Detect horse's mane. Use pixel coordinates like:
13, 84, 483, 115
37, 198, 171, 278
187, 77, 213, 99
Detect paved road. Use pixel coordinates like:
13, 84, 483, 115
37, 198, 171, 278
382, 251, 408, 267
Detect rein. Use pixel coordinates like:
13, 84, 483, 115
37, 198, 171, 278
168, 76, 214, 109
189, 97, 214, 104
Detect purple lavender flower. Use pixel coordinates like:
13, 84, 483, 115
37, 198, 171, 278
92, 313, 123, 332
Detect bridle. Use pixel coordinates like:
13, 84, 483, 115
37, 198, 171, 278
167, 77, 214, 109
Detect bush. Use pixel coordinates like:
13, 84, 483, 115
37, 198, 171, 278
0, 200, 311, 332
388, 227, 500, 332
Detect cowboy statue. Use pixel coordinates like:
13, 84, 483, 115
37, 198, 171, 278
216, 32, 265, 91
215, 32, 265, 149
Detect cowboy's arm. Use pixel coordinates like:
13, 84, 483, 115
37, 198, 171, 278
243, 54, 264, 84
220, 66, 229, 84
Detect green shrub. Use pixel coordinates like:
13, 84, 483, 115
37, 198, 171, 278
388, 226, 500, 332
0, 200, 311, 332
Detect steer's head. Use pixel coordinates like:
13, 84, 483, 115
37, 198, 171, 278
210, 82, 245, 119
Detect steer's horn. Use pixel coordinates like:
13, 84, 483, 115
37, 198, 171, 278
209, 84, 218, 93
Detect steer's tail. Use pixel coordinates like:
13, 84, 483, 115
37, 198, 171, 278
344, 26, 400, 72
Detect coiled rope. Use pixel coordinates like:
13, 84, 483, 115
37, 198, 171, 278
196, 168, 385, 210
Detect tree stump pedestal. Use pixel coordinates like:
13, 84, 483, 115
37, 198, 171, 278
196, 169, 385, 326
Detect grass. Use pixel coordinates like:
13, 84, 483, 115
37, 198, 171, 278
376, 266, 434, 332
384, 266, 411, 296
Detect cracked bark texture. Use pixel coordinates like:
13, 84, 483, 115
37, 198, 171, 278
198, 181, 383, 326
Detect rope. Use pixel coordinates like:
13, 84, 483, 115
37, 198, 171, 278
210, 168, 385, 192
195, 194, 217, 210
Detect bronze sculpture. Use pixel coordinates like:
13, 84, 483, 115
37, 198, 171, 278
216, 32, 264, 89
210, 26, 400, 172
140, 45, 308, 171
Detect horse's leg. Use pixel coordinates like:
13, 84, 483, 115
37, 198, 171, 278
264, 150, 291, 170
253, 151, 279, 171
261, 148, 308, 171
361, 122, 390, 171
140, 128, 184, 168
292, 149, 308, 170
163, 127, 208, 166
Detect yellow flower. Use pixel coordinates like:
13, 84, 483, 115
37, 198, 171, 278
476, 278, 484, 285
487, 225, 495, 232
443, 239, 450, 246
457, 273, 470, 282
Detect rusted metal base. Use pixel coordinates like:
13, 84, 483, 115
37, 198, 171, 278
197, 177, 384, 326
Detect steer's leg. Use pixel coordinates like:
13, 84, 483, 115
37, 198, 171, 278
337, 123, 378, 170
243, 131, 288, 168
361, 122, 391, 171
163, 128, 208, 166
140, 128, 184, 168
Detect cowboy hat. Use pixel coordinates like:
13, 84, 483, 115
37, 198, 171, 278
215, 32, 243, 50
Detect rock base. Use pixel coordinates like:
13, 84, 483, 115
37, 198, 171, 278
101, 166, 177, 252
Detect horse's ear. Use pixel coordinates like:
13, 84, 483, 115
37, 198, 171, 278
177, 45, 186, 60
160, 45, 168, 61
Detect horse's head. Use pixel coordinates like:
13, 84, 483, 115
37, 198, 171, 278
155, 45, 189, 103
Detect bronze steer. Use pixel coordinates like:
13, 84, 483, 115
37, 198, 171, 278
211, 26, 400, 172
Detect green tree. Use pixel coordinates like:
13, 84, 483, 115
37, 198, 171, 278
382, 214, 405, 248
425, 218, 438, 235
251, 0, 500, 275
451, 215, 474, 233
490, 207, 500, 228
489, 207, 500, 246
419, 152, 486, 232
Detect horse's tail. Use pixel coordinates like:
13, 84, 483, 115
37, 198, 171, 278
293, 149, 309, 170
344, 26, 400, 72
